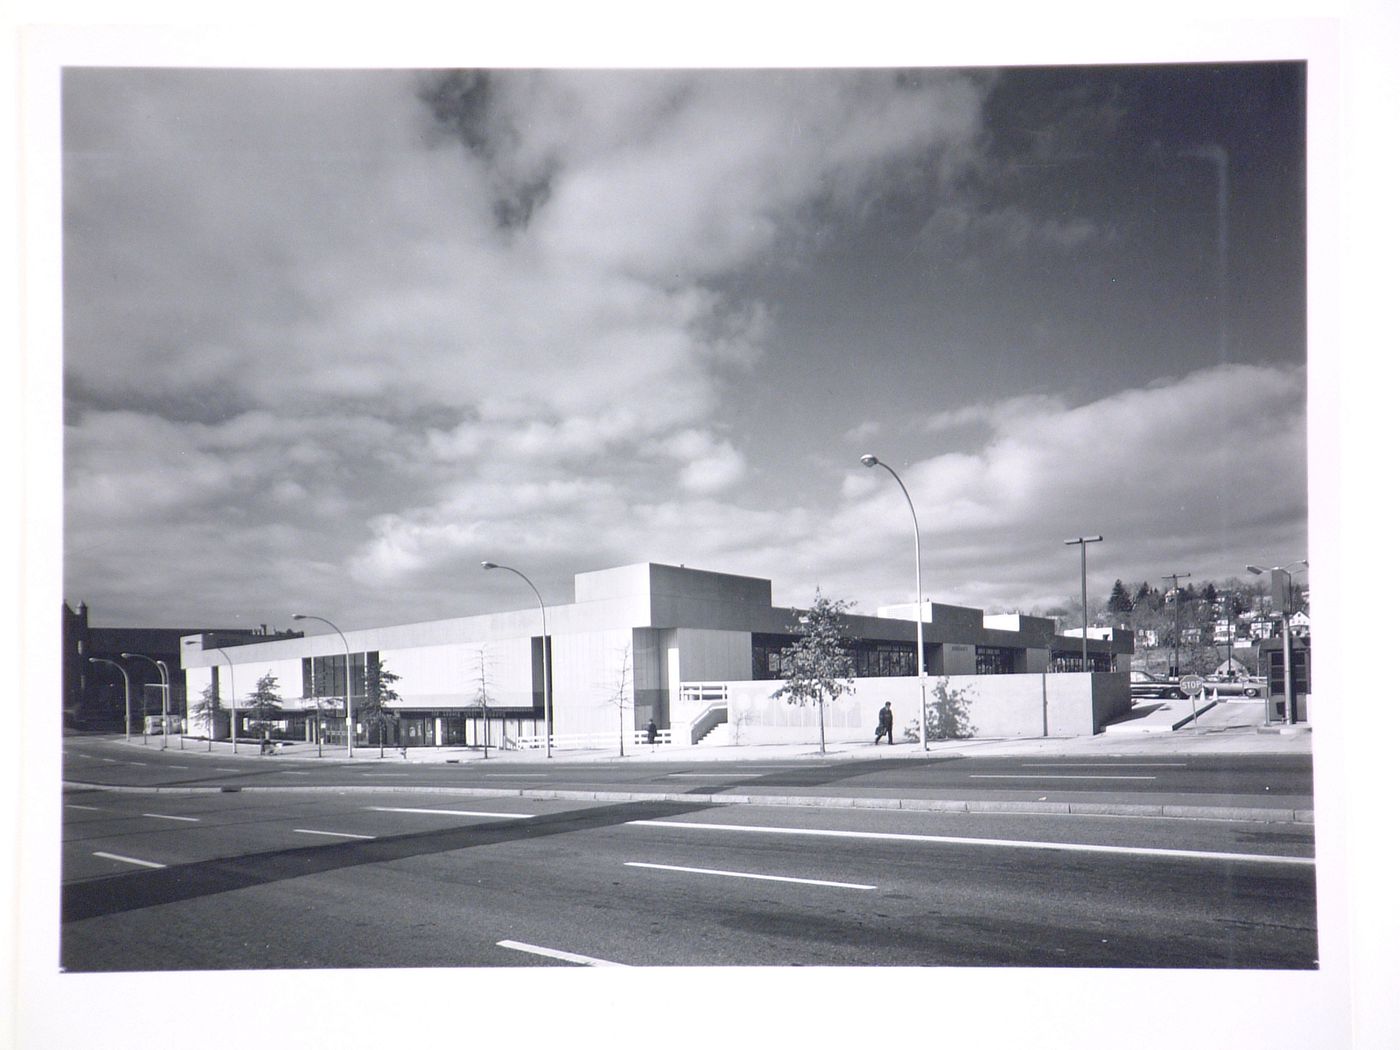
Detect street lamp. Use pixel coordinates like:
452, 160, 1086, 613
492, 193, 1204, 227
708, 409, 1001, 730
212, 647, 238, 755
1160, 572, 1191, 678
291, 615, 354, 758
88, 657, 132, 743
1247, 560, 1308, 727
482, 562, 552, 759
1064, 536, 1104, 670
860, 454, 927, 750
121, 653, 171, 750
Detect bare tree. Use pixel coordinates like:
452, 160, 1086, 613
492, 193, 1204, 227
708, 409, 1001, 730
600, 644, 633, 757
471, 646, 492, 759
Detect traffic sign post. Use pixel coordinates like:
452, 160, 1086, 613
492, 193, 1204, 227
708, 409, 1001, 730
1179, 674, 1204, 727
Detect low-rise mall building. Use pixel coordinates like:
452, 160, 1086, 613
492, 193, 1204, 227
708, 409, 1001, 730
180, 562, 1134, 749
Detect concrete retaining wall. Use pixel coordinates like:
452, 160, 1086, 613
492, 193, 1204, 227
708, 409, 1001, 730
710, 672, 1130, 745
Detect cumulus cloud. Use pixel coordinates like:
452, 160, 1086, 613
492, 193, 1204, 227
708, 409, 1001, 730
805, 363, 1307, 614
59, 69, 1307, 633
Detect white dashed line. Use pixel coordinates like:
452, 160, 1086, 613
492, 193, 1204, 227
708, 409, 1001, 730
626, 819, 1314, 866
65, 804, 102, 812
665, 773, 762, 778
496, 940, 627, 967
293, 829, 375, 840
142, 813, 200, 822
625, 861, 875, 890
1019, 767, 1192, 772
968, 774, 1156, 781
93, 851, 166, 869
366, 807, 532, 819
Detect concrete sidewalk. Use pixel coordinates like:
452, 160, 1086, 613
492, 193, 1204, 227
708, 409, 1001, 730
138, 698, 1311, 766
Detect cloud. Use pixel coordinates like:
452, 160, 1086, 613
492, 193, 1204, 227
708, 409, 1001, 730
805, 363, 1307, 614
59, 70, 1307, 635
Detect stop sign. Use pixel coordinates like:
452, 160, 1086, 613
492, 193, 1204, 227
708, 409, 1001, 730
1179, 675, 1204, 697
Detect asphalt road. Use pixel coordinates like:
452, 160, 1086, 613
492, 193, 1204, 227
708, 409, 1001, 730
61, 739, 1317, 971
63, 738, 1315, 811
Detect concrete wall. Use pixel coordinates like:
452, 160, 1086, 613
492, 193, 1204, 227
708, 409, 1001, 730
714, 671, 1130, 746
549, 627, 635, 736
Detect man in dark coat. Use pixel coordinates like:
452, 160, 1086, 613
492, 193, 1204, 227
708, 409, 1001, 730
875, 702, 894, 744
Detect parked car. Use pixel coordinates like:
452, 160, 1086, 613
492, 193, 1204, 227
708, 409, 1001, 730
1203, 674, 1265, 698
1130, 670, 1185, 699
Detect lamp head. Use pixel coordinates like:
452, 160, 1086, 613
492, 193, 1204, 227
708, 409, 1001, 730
482, 561, 499, 570
1246, 565, 1265, 576
859, 454, 879, 468
120, 652, 133, 659
291, 613, 307, 621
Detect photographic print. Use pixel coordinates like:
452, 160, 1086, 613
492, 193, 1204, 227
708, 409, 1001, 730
23, 12, 1385, 1046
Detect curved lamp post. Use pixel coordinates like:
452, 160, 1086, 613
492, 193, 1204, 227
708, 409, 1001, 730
212, 647, 238, 755
88, 657, 132, 743
121, 653, 170, 749
1065, 536, 1104, 669
482, 562, 552, 759
1246, 560, 1308, 727
860, 455, 927, 750
292, 615, 353, 758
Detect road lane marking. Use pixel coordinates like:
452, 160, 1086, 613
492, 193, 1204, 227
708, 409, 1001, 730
293, 829, 375, 840
496, 940, 627, 967
626, 820, 1314, 866
973, 773, 1160, 780
362, 773, 410, 777
215, 768, 239, 772
65, 804, 102, 812
93, 851, 166, 869
366, 807, 532, 819
166, 765, 189, 769
625, 861, 875, 890
142, 813, 201, 822
127, 761, 148, 766
277, 771, 311, 776
1013, 767, 1187, 772
665, 773, 763, 778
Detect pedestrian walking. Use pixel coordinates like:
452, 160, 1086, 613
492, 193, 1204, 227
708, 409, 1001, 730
875, 701, 894, 744
646, 718, 658, 749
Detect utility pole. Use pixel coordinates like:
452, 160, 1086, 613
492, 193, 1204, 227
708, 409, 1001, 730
1161, 572, 1191, 677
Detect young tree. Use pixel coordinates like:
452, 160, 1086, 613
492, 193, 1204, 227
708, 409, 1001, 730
600, 644, 633, 757
189, 682, 221, 751
358, 657, 402, 759
770, 590, 855, 755
247, 672, 283, 743
470, 647, 492, 759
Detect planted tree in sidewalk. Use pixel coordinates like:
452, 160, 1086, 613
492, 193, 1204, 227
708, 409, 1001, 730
246, 672, 283, 742
770, 589, 856, 755
189, 682, 221, 751
471, 647, 492, 759
358, 657, 402, 759
600, 644, 633, 757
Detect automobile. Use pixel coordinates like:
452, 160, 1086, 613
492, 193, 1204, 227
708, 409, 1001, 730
1202, 674, 1266, 698
1129, 670, 1185, 699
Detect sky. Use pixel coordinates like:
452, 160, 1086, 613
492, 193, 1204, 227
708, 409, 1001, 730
61, 63, 1308, 630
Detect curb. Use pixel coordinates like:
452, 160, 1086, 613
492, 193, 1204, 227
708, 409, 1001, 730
62, 780, 1313, 824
